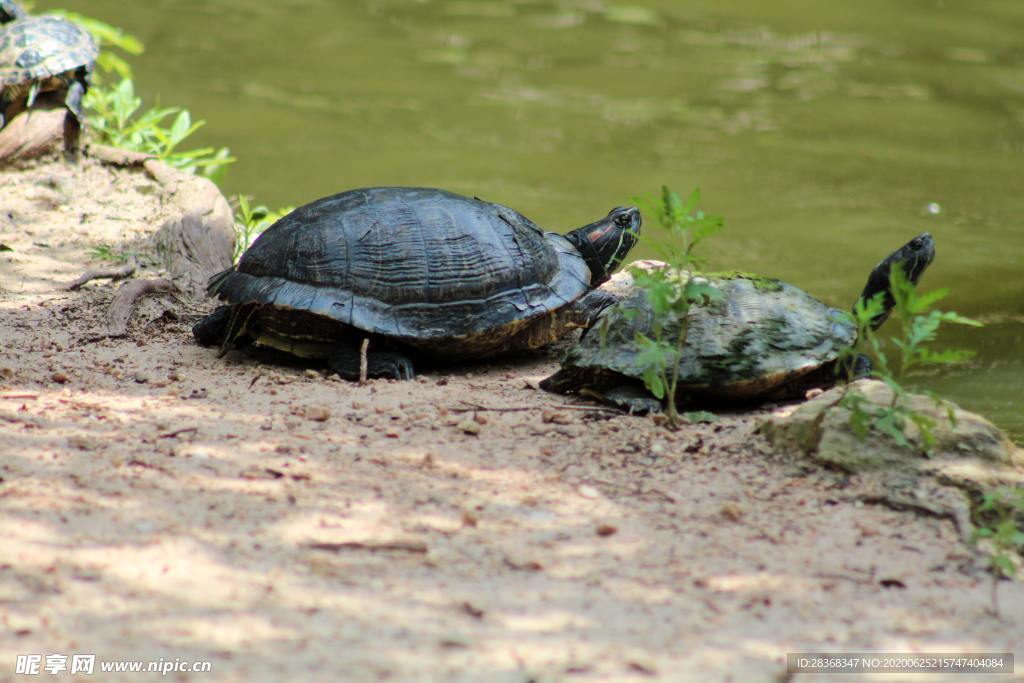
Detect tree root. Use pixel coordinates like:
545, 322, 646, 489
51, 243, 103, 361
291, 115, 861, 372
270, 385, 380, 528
105, 278, 178, 337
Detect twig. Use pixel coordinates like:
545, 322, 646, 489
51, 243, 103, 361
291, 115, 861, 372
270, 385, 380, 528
1, 393, 38, 400
105, 278, 177, 337
158, 426, 198, 439
305, 540, 427, 554
451, 401, 618, 414
66, 259, 136, 290
359, 338, 369, 385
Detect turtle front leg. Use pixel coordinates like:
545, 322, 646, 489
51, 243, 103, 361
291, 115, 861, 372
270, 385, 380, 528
62, 79, 86, 158
601, 384, 663, 415
573, 288, 621, 328
327, 345, 415, 381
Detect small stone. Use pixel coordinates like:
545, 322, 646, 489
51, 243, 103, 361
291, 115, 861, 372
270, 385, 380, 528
304, 369, 321, 380
67, 434, 97, 450
456, 418, 481, 435
805, 387, 824, 400
473, 413, 487, 425
719, 502, 744, 522
132, 371, 150, 384
578, 485, 600, 499
596, 524, 618, 537
51, 371, 69, 384
304, 406, 331, 422
541, 409, 571, 425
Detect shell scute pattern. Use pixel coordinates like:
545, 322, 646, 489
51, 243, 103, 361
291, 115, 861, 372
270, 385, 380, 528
211, 187, 591, 343
0, 16, 96, 85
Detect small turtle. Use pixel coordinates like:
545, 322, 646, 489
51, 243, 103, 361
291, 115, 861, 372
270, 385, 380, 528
0, 1, 26, 24
193, 186, 641, 379
0, 15, 98, 153
541, 233, 936, 412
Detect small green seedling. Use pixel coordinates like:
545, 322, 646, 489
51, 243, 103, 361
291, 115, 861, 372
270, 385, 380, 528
973, 488, 1024, 617
625, 186, 723, 427
232, 195, 294, 262
838, 263, 982, 451
87, 243, 133, 263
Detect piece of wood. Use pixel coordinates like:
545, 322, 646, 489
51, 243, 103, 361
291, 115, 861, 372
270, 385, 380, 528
0, 109, 66, 161
66, 259, 137, 290
86, 144, 153, 167
151, 163, 235, 300
105, 278, 177, 337
359, 338, 370, 385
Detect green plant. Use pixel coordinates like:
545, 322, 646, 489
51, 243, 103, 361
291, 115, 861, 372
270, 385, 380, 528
624, 186, 723, 427
973, 488, 1024, 617
838, 265, 982, 451
232, 195, 294, 261
84, 78, 234, 180
87, 243, 133, 263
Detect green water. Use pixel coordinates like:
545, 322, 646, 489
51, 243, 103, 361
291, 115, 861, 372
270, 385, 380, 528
40, 0, 1023, 441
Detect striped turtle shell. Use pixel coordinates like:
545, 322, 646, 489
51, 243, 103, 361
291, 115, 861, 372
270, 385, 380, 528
209, 187, 592, 345
545, 268, 857, 401
0, 16, 97, 87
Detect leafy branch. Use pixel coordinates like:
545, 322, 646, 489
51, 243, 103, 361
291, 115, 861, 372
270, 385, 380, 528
625, 186, 723, 427
839, 264, 982, 451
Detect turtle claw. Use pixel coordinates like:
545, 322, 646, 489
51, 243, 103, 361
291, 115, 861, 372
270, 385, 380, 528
368, 352, 415, 381
328, 349, 415, 381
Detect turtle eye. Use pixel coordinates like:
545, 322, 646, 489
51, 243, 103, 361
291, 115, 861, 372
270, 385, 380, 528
614, 213, 632, 228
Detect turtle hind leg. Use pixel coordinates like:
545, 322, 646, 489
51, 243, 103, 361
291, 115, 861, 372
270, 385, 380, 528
62, 79, 86, 159
328, 346, 415, 381
192, 305, 234, 347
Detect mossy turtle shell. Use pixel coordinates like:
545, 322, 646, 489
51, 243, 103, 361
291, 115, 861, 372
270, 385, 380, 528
209, 187, 592, 344
0, 16, 97, 86
559, 271, 857, 400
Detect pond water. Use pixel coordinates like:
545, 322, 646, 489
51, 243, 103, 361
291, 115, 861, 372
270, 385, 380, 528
38, 0, 1023, 442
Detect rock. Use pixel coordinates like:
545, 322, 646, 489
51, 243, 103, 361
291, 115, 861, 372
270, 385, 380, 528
456, 418, 480, 435
759, 380, 1024, 537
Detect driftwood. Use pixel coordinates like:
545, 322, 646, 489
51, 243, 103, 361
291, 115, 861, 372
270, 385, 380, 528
72, 148, 235, 335
105, 278, 178, 337
149, 159, 235, 300
0, 109, 66, 161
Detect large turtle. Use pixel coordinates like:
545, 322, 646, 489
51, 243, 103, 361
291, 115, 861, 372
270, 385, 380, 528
0, 1, 25, 24
0, 14, 98, 153
541, 233, 935, 412
193, 187, 641, 379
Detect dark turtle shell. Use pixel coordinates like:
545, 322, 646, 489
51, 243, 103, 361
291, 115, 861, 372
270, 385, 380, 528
209, 187, 592, 348
544, 267, 857, 401
0, 16, 97, 87
0, 1, 25, 24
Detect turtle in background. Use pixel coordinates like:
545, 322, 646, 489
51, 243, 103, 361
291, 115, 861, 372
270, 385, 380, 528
0, 13, 98, 155
541, 233, 936, 412
0, 1, 26, 24
193, 186, 641, 380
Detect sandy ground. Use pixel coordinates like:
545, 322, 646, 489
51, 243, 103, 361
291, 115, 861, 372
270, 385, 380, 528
1, 154, 1022, 683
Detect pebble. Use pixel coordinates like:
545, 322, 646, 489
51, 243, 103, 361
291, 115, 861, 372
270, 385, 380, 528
456, 418, 481, 435
304, 406, 331, 422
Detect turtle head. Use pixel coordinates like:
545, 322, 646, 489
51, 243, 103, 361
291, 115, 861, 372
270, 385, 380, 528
0, 1, 25, 23
856, 231, 936, 330
566, 206, 641, 287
